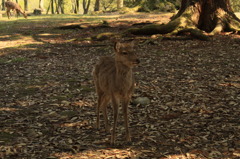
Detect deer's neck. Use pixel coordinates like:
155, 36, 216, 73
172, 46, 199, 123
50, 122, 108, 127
114, 61, 133, 96
115, 61, 132, 78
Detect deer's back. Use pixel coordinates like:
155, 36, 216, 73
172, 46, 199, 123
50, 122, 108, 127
5, 1, 20, 9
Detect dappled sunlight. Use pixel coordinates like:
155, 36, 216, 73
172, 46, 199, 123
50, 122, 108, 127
71, 100, 94, 107
1, 11, 240, 158
52, 148, 141, 159
0, 107, 19, 111
0, 35, 43, 50
163, 153, 206, 159
60, 120, 89, 128
38, 33, 62, 36
0, 145, 19, 157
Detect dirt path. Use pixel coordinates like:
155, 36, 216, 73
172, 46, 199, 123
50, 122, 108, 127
0, 13, 240, 158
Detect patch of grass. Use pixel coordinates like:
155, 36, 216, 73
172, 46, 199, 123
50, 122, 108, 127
10, 57, 27, 63
0, 58, 8, 64
0, 57, 27, 64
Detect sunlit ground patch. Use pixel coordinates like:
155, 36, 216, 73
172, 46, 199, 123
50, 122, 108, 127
0, 35, 43, 50
52, 148, 141, 159
0, 107, 19, 111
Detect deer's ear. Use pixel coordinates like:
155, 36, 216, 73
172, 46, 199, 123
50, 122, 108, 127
114, 42, 121, 52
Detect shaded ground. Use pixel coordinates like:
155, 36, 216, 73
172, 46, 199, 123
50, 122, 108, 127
0, 13, 240, 158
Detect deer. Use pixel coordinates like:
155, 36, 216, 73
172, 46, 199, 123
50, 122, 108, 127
93, 41, 140, 145
5, 0, 27, 19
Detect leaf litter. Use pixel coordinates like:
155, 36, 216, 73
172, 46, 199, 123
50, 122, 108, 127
0, 13, 240, 158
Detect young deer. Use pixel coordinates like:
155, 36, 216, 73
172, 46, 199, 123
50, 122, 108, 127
5, 1, 27, 19
93, 41, 140, 145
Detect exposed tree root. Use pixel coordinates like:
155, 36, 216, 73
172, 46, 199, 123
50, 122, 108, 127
56, 24, 84, 30
91, 32, 120, 41
127, 19, 180, 35
178, 28, 209, 41
128, 15, 210, 41
56, 21, 111, 30
210, 8, 240, 35
127, 3, 240, 40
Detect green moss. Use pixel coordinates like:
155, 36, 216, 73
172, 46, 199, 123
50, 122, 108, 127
11, 57, 27, 63
0, 59, 8, 64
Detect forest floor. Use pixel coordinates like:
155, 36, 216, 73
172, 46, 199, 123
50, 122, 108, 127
0, 13, 240, 159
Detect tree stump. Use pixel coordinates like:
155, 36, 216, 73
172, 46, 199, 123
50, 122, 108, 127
33, 9, 42, 15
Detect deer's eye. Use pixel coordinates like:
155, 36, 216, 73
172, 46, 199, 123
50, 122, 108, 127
122, 52, 128, 55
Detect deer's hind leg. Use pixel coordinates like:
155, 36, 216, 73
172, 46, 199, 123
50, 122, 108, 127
6, 9, 11, 19
96, 92, 110, 132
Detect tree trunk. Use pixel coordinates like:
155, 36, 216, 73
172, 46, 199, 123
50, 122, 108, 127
54, 0, 59, 14
94, 0, 100, 11
51, 0, 54, 14
24, 0, 28, 11
2, 0, 6, 10
117, 0, 123, 10
83, 0, 91, 14
129, 0, 240, 40
39, 0, 45, 11
59, 0, 64, 14
55, 0, 64, 14
73, 0, 79, 14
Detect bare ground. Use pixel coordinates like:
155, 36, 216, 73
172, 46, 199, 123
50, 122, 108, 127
0, 13, 240, 158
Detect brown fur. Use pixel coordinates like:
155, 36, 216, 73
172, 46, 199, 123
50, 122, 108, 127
5, 1, 27, 19
93, 41, 140, 145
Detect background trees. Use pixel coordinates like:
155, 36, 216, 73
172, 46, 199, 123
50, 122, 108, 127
0, 0, 240, 14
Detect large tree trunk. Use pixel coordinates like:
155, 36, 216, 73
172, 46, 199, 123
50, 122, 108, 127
83, 0, 91, 14
94, 0, 100, 11
129, 0, 240, 40
39, 0, 45, 11
117, 0, 123, 10
72, 0, 80, 14
2, 0, 6, 10
51, 0, 54, 14
24, 0, 28, 11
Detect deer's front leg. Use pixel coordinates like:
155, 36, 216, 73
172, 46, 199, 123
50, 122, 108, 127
122, 97, 131, 142
111, 95, 119, 145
